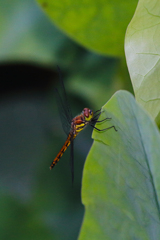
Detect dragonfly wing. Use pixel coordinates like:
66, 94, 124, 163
54, 88, 71, 135
70, 138, 74, 184
57, 66, 73, 122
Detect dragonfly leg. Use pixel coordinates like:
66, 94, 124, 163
91, 115, 111, 124
92, 113, 101, 120
96, 117, 111, 123
92, 110, 111, 122
93, 109, 101, 114
91, 125, 117, 132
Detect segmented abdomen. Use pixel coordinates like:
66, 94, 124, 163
50, 132, 75, 169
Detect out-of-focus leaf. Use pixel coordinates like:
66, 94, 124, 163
37, 0, 138, 56
0, 0, 71, 64
125, 0, 160, 126
79, 91, 160, 240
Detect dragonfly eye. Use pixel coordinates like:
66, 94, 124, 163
89, 109, 93, 115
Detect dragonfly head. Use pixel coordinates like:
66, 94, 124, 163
82, 108, 93, 121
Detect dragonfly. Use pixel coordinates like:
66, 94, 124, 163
50, 67, 117, 182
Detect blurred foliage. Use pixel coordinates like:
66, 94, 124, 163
125, 0, 160, 126
0, 0, 137, 240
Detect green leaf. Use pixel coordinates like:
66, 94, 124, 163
79, 91, 160, 240
37, 0, 138, 56
125, 0, 160, 125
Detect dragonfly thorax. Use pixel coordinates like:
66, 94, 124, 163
70, 108, 93, 135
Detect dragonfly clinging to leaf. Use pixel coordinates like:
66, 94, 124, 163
50, 67, 117, 182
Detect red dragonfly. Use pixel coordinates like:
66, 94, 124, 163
50, 67, 117, 182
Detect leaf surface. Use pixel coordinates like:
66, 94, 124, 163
125, 0, 160, 125
79, 91, 160, 240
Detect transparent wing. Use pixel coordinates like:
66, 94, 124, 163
54, 67, 73, 135
57, 66, 73, 122
54, 88, 71, 135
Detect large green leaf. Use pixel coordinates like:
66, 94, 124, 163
37, 0, 138, 56
79, 91, 160, 240
125, 0, 160, 125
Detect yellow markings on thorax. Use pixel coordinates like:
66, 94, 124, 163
85, 115, 93, 122
75, 122, 86, 133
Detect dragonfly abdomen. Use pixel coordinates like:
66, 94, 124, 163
50, 133, 75, 169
